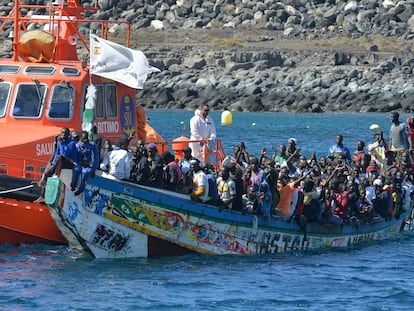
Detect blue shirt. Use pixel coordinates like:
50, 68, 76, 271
328, 144, 351, 163
75, 141, 99, 171
52, 138, 77, 163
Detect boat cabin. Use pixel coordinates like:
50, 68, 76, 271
0, 0, 146, 182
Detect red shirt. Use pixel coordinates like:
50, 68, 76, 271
353, 150, 365, 163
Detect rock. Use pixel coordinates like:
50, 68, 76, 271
344, 1, 358, 14
150, 20, 164, 30
4, 0, 414, 113
183, 57, 206, 70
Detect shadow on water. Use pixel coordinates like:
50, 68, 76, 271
3, 227, 414, 267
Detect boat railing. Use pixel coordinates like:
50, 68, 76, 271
0, 0, 131, 62
0, 135, 227, 182
0, 151, 47, 180
150, 138, 226, 173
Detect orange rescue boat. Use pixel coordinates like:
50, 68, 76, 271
0, 0, 164, 245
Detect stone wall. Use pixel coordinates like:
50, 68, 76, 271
1, 0, 414, 112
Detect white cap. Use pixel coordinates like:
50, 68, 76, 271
373, 179, 383, 187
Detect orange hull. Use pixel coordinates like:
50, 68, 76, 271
0, 197, 66, 245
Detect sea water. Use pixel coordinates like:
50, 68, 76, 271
146, 111, 395, 159
1, 111, 414, 311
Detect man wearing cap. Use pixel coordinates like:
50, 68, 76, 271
189, 159, 210, 203
147, 143, 164, 188
189, 104, 217, 161
372, 178, 391, 219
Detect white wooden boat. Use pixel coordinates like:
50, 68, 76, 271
45, 169, 412, 258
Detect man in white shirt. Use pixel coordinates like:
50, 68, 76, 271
189, 159, 210, 203
100, 138, 131, 181
189, 104, 217, 161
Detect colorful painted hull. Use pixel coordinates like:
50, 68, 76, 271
45, 170, 412, 258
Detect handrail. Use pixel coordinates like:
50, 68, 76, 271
149, 138, 226, 173
0, 152, 47, 180
0, 151, 49, 164
0, 138, 226, 181
0, 0, 132, 62
0, 184, 33, 194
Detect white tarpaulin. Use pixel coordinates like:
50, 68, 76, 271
90, 34, 160, 89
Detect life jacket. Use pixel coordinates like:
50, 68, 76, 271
333, 191, 348, 219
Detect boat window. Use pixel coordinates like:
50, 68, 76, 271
0, 162, 6, 175
95, 85, 104, 119
12, 83, 46, 118
0, 83, 12, 117
24, 66, 56, 75
106, 85, 117, 118
82, 84, 118, 120
24, 164, 34, 180
48, 83, 75, 119
0, 65, 20, 74
61, 67, 80, 76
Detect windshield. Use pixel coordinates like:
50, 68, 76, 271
13, 83, 47, 118
48, 83, 75, 119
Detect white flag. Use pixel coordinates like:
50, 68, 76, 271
90, 34, 160, 89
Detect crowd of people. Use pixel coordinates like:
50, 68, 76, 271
34, 110, 414, 228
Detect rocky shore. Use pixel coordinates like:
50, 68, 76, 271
2, 0, 414, 113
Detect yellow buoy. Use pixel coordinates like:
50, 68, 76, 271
221, 110, 232, 125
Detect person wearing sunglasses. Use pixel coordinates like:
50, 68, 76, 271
189, 104, 217, 162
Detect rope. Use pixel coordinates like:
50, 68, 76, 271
0, 184, 34, 195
